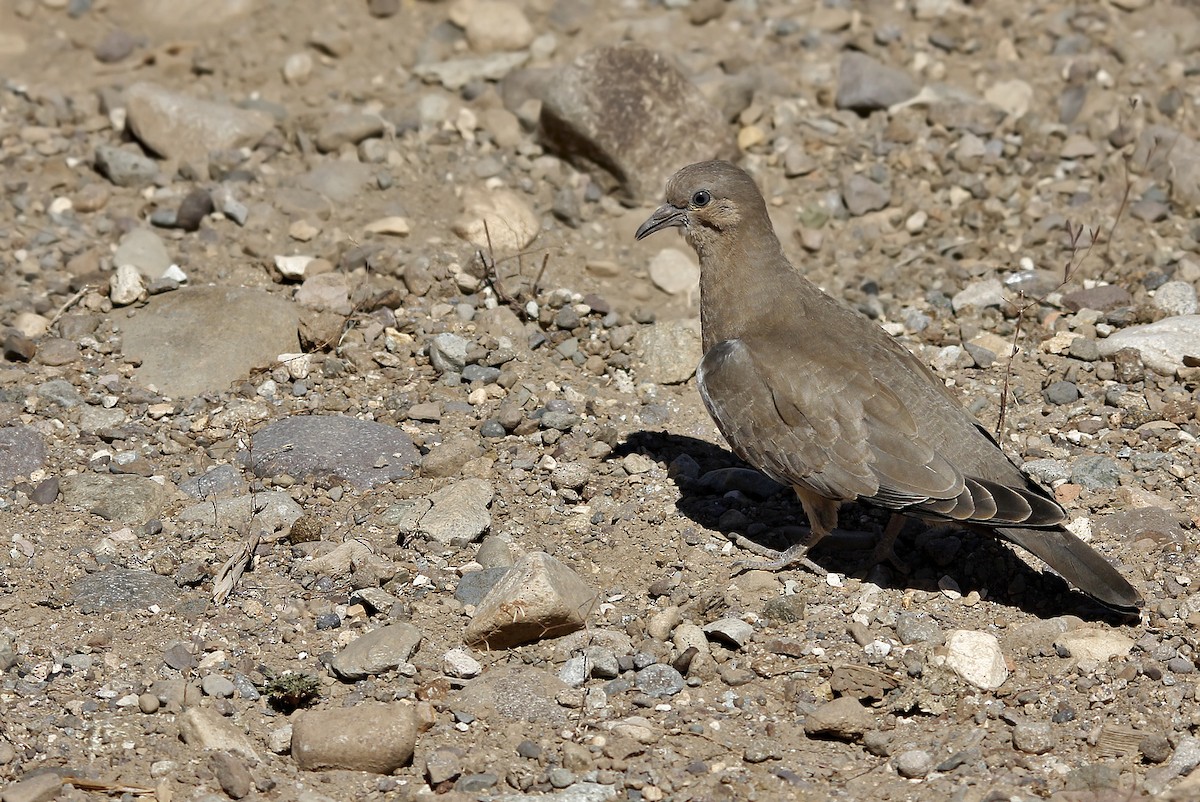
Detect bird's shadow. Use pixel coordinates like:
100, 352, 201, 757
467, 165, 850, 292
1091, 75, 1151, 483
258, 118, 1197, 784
615, 430, 1134, 624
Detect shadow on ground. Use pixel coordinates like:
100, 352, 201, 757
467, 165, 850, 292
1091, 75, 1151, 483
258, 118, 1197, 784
616, 430, 1134, 624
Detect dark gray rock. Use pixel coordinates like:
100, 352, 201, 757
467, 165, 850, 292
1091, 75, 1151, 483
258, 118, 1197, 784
0, 426, 47, 483
248, 415, 420, 489
95, 144, 159, 187
72, 568, 182, 613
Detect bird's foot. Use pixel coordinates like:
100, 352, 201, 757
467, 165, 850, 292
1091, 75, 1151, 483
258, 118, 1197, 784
869, 539, 910, 574
731, 539, 827, 576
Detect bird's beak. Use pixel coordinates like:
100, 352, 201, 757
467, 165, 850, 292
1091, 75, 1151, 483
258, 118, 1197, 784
635, 203, 686, 240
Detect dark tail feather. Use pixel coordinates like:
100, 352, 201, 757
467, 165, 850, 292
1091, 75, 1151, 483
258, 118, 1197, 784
995, 526, 1143, 614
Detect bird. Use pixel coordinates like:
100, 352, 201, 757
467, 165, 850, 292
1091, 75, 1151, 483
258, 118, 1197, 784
634, 160, 1143, 614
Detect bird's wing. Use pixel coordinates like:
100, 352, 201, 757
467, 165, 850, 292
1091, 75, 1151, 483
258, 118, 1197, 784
697, 337, 1065, 527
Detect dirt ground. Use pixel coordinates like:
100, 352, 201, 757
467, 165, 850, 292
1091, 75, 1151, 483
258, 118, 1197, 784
1, 1, 1198, 801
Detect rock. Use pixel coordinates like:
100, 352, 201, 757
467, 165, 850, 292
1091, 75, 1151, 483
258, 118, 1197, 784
210, 751, 252, 799
635, 664, 685, 697
294, 161, 375, 204
414, 51, 529, 92
1061, 284, 1132, 312
451, 0, 535, 53
952, 279, 1005, 312
110, 264, 147, 306
120, 286, 299, 398
295, 272, 352, 315
937, 630, 1008, 690
429, 332, 470, 374
0, 773, 62, 802
179, 464, 246, 500
1044, 380, 1081, 405
895, 612, 941, 645
114, 227, 172, 279
803, 696, 875, 742
123, 82, 275, 175
702, 617, 754, 649
464, 551, 597, 649
248, 416, 421, 489
71, 568, 182, 613
452, 665, 569, 725
419, 478, 495, 545
0, 427, 47, 483
894, 749, 934, 778
453, 187, 539, 255
1053, 630, 1135, 662
60, 474, 169, 526
1012, 722, 1056, 755
1152, 281, 1199, 316
1097, 315, 1200, 376
315, 113, 385, 152
835, 51, 918, 112
174, 188, 214, 231
443, 648, 482, 679
538, 46, 735, 204
94, 144, 158, 187
178, 491, 302, 535
1146, 735, 1200, 795
177, 708, 258, 759
201, 674, 236, 698
1070, 454, 1122, 491
841, 173, 890, 216
647, 248, 699, 296
422, 434, 485, 479
292, 702, 418, 773
634, 319, 702, 384
330, 624, 423, 680
984, 79, 1034, 120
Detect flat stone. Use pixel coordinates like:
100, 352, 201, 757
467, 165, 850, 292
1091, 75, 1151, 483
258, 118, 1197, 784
120, 286, 299, 398
248, 416, 420, 489
292, 702, 417, 773
1053, 630, 1135, 662
419, 478, 495, 545
538, 46, 735, 204
179, 464, 246, 500
114, 228, 172, 279
1061, 284, 1132, 312
60, 473, 169, 526
94, 144, 158, 187
315, 113, 385, 153
294, 161, 376, 204
71, 568, 182, 613
648, 248, 699, 296
0, 427, 47, 483
414, 51, 528, 91
0, 773, 62, 802
464, 551, 597, 649
451, 665, 568, 725
330, 624, 423, 680
453, 187, 539, 255
178, 491, 303, 534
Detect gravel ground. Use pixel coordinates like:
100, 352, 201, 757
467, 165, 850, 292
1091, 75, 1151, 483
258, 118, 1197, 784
1, 1, 1199, 801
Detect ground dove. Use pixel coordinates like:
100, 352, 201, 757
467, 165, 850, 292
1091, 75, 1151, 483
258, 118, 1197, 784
635, 160, 1142, 614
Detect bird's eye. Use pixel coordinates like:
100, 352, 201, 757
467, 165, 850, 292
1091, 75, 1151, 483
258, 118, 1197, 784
691, 190, 711, 207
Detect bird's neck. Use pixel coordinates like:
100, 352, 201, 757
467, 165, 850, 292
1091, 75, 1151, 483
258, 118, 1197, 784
698, 220, 795, 351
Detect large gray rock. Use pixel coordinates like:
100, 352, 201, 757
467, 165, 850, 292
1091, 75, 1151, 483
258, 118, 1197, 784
538, 46, 735, 204
71, 568, 182, 613
123, 82, 275, 174
464, 551, 597, 649
1137, 124, 1200, 213
119, 286, 299, 398
1097, 315, 1200, 376
634, 319, 702, 385
330, 624, 423, 680
248, 415, 420, 489
292, 703, 418, 773
836, 51, 919, 112
60, 473, 170, 526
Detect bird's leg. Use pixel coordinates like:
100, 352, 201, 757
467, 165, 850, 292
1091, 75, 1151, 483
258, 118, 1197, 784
870, 513, 911, 573
731, 486, 838, 576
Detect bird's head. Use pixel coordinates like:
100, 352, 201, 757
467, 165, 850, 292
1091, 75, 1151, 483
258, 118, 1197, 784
634, 160, 769, 257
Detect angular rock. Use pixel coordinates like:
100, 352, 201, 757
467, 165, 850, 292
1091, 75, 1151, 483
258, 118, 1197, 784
94, 144, 158, 187
1061, 284, 1132, 313
124, 82, 275, 174
451, 665, 568, 724
1053, 630, 1135, 662
292, 702, 417, 773
0, 773, 62, 802
634, 319, 702, 384
936, 630, 1008, 690
330, 623, 423, 680
120, 286, 299, 398
248, 416, 420, 489
177, 707, 258, 759
464, 551, 597, 649
951, 278, 1005, 312
538, 46, 735, 204
803, 696, 875, 742
418, 478, 495, 545
110, 264, 147, 306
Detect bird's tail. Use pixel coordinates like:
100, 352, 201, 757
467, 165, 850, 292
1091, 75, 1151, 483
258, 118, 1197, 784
995, 526, 1143, 614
